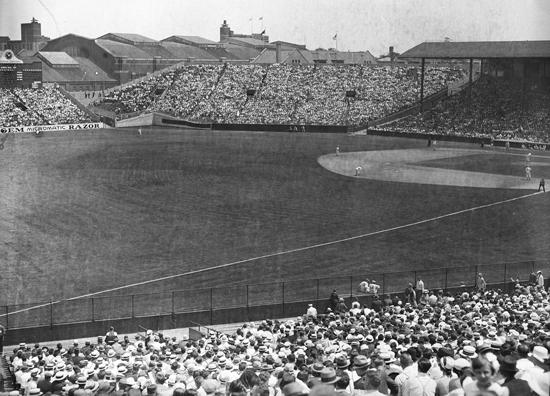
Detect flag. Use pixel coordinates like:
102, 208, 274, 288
333, 34, 337, 40
259, 16, 263, 20
261, 29, 266, 35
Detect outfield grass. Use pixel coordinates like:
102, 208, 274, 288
0, 128, 549, 322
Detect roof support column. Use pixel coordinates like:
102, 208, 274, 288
468, 58, 473, 113
520, 59, 526, 127
420, 58, 425, 112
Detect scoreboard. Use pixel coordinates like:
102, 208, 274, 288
0, 49, 42, 88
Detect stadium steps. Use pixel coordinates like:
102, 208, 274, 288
88, 103, 121, 118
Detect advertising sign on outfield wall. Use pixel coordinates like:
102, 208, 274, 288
0, 122, 105, 134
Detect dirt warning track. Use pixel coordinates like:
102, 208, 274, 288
319, 148, 542, 189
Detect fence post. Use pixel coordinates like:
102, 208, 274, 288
5, 305, 8, 329
246, 285, 250, 320
132, 295, 135, 319
282, 282, 285, 316
50, 300, 54, 329
91, 298, 95, 322
316, 279, 319, 307
350, 276, 353, 299
171, 292, 176, 324
210, 288, 213, 326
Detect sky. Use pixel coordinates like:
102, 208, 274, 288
1, 0, 549, 56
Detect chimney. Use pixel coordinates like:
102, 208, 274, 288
389, 46, 395, 63
276, 43, 281, 63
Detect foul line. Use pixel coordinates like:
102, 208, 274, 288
1, 190, 544, 318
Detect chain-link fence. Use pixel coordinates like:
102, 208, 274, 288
1, 260, 546, 329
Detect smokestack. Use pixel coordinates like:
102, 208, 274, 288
276, 43, 281, 63
389, 46, 395, 63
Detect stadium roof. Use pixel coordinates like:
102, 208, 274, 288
98, 33, 159, 45
39, 56, 116, 83
337, 51, 378, 64
163, 36, 219, 46
158, 41, 222, 60
221, 44, 262, 60
400, 40, 550, 59
96, 39, 153, 59
38, 51, 79, 66
223, 37, 272, 49
252, 48, 314, 64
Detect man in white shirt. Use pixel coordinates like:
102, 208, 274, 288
306, 304, 317, 318
395, 353, 417, 396
401, 358, 436, 396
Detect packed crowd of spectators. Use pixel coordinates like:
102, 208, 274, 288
95, 70, 180, 115
0, 88, 93, 127
96, 64, 465, 126
382, 76, 550, 143
5, 272, 548, 396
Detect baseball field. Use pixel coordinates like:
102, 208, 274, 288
0, 127, 549, 326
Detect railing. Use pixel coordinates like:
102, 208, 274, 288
0, 259, 547, 330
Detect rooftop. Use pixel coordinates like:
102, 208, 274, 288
401, 40, 550, 59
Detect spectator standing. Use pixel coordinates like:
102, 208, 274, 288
383, 294, 393, 308
364, 368, 386, 396
402, 358, 437, 396
416, 277, 425, 296
419, 290, 430, 307
335, 298, 348, 314
536, 271, 544, 288
477, 273, 486, 293
306, 304, 317, 318
371, 295, 383, 313
404, 283, 413, 303
330, 290, 339, 311
498, 356, 530, 396
395, 353, 416, 396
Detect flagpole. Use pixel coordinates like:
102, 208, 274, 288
251, 17, 253, 34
